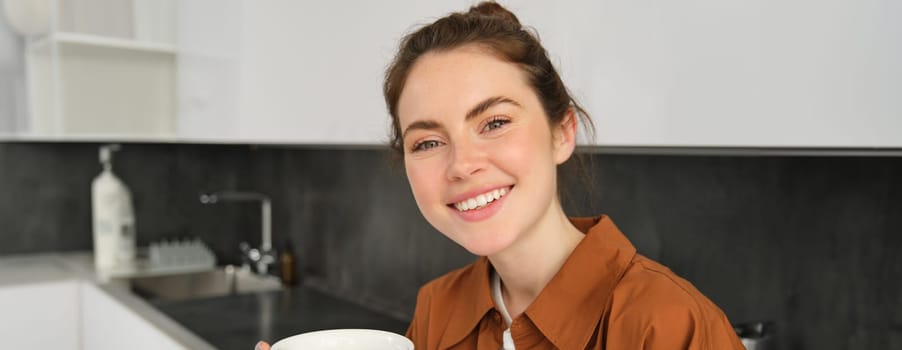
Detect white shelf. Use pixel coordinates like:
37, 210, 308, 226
24, 31, 177, 138
6, 0, 178, 140
30, 32, 176, 54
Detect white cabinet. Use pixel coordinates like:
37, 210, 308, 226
0, 280, 188, 350
0, 280, 80, 350
5, 0, 900, 149
7, 0, 177, 139
526, 0, 902, 148
178, 0, 902, 148
176, 0, 474, 144
25, 33, 176, 138
81, 282, 188, 350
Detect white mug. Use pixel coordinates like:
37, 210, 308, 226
271, 329, 413, 350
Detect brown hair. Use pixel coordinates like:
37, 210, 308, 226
383, 1, 595, 154
383, 1, 598, 209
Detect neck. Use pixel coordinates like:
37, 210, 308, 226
488, 200, 584, 320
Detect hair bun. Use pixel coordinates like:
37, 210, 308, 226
467, 1, 521, 26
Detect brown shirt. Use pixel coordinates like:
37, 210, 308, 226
406, 215, 744, 350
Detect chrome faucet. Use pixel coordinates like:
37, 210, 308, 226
200, 191, 276, 275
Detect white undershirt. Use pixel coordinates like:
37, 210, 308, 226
491, 270, 516, 350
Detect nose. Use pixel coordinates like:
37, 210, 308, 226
446, 137, 486, 181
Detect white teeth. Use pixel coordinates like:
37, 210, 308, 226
453, 187, 510, 212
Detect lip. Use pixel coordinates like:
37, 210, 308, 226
446, 185, 513, 222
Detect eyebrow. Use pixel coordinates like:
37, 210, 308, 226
401, 96, 522, 140
465, 96, 521, 121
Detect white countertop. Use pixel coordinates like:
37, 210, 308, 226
0, 251, 217, 350
0, 252, 96, 286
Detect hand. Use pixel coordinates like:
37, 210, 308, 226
255, 341, 270, 350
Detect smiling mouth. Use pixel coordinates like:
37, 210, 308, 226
448, 186, 513, 212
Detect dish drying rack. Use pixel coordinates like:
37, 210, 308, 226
104, 238, 217, 278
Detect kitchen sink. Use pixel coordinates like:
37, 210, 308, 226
129, 265, 282, 301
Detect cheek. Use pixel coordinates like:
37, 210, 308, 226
499, 126, 556, 174
405, 160, 440, 204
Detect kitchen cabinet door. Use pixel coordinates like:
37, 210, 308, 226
81, 282, 188, 350
176, 0, 474, 144
0, 280, 80, 350
0, 280, 187, 350
548, 0, 902, 148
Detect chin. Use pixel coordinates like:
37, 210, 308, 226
460, 245, 505, 257
424, 211, 517, 257
451, 230, 514, 257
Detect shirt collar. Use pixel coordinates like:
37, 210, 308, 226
526, 215, 637, 349
438, 256, 495, 350
438, 215, 637, 349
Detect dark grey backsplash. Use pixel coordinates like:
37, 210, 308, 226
1, 142, 900, 349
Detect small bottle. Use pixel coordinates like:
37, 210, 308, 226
280, 240, 297, 286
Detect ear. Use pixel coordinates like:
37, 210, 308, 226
552, 108, 577, 165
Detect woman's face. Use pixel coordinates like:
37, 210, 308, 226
397, 46, 575, 256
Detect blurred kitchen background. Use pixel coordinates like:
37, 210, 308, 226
1, 1, 900, 350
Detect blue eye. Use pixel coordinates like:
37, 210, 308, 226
412, 140, 442, 152
483, 117, 510, 132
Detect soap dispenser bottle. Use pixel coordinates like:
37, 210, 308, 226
91, 144, 136, 271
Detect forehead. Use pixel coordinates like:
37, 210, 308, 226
397, 46, 533, 126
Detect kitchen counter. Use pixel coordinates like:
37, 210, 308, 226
150, 286, 409, 350
0, 252, 216, 349
0, 252, 409, 350
0, 252, 96, 287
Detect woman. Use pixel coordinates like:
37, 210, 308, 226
258, 2, 744, 349
386, 3, 744, 349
